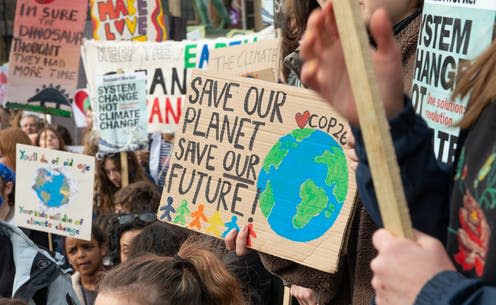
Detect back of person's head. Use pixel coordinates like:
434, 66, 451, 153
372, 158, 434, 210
97, 238, 245, 305
129, 221, 191, 258
113, 181, 160, 214
0, 298, 28, 305
0, 127, 32, 171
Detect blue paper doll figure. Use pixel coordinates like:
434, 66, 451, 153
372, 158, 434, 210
159, 196, 176, 221
222, 215, 240, 238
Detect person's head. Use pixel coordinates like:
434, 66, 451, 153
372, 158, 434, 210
113, 181, 160, 214
0, 298, 29, 305
359, 0, 423, 25
106, 213, 156, 265
0, 127, 32, 171
35, 127, 67, 151
96, 152, 149, 213
0, 164, 15, 221
96, 238, 245, 305
52, 124, 73, 146
129, 221, 191, 259
64, 224, 106, 278
19, 113, 41, 135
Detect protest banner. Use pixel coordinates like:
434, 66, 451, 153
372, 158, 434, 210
0, 64, 7, 106
90, 0, 167, 41
94, 71, 148, 153
15, 144, 95, 241
158, 70, 357, 272
411, 0, 496, 164
82, 31, 275, 133
5, 0, 87, 117
208, 38, 280, 81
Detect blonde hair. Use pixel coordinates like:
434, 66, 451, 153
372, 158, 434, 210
98, 238, 246, 305
453, 39, 496, 128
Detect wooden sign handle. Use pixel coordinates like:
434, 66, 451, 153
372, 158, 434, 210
120, 151, 129, 188
332, 1, 414, 239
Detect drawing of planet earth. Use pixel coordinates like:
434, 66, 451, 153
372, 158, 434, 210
33, 168, 71, 208
257, 129, 348, 242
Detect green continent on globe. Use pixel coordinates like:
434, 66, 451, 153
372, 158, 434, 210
315, 147, 348, 203
292, 179, 329, 229
291, 128, 315, 142
262, 138, 297, 173
259, 181, 275, 217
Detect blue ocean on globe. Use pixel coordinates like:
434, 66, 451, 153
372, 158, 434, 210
33, 168, 71, 208
257, 129, 348, 242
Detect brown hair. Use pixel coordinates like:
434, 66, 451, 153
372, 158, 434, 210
96, 152, 150, 214
34, 126, 67, 151
98, 238, 246, 305
0, 298, 28, 305
113, 181, 160, 214
0, 127, 32, 171
452, 39, 496, 128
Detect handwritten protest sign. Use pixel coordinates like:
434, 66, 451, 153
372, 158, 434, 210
82, 31, 275, 133
158, 70, 356, 272
411, 0, 496, 164
208, 38, 280, 81
0, 64, 7, 106
15, 144, 95, 241
5, 0, 87, 117
90, 0, 167, 41
94, 71, 148, 153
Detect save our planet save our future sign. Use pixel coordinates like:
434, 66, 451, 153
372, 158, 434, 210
158, 70, 356, 272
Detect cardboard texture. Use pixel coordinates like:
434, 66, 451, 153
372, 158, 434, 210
5, 0, 87, 117
90, 0, 168, 41
15, 144, 95, 241
208, 38, 280, 82
82, 31, 276, 133
158, 70, 356, 272
411, 0, 496, 165
94, 71, 148, 153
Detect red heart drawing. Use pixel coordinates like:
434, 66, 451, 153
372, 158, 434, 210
295, 111, 310, 129
74, 89, 89, 113
114, 19, 126, 35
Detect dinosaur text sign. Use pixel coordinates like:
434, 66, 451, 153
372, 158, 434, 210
158, 70, 357, 272
6, 0, 87, 117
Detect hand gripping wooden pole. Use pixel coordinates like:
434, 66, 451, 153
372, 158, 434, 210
332, 1, 414, 239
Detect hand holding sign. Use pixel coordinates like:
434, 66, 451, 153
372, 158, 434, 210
300, 3, 404, 125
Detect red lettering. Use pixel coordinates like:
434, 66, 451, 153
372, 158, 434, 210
165, 97, 181, 124
104, 23, 116, 40
98, 0, 116, 20
149, 97, 163, 123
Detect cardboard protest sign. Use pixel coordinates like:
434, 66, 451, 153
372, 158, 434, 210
411, 0, 496, 164
5, 0, 87, 117
90, 0, 167, 41
94, 71, 148, 153
82, 31, 275, 133
208, 38, 280, 81
0, 64, 7, 106
158, 70, 357, 272
15, 144, 95, 241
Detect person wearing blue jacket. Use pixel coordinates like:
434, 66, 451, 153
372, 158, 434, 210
300, 1, 496, 305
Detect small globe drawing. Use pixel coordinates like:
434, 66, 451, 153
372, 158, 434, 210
257, 129, 348, 242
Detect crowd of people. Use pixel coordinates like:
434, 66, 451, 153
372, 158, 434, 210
1, 0, 496, 305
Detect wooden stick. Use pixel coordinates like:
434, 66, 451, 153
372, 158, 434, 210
169, 0, 181, 17
317, 0, 325, 8
48, 233, 54, 252
120, 151, 129, 188
332, 1, 413, 239
283, 286, 292, 305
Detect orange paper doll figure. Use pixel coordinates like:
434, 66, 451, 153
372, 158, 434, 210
206, 211, 224, 237
188, 204, 207, 230
246, 223, 257, 247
